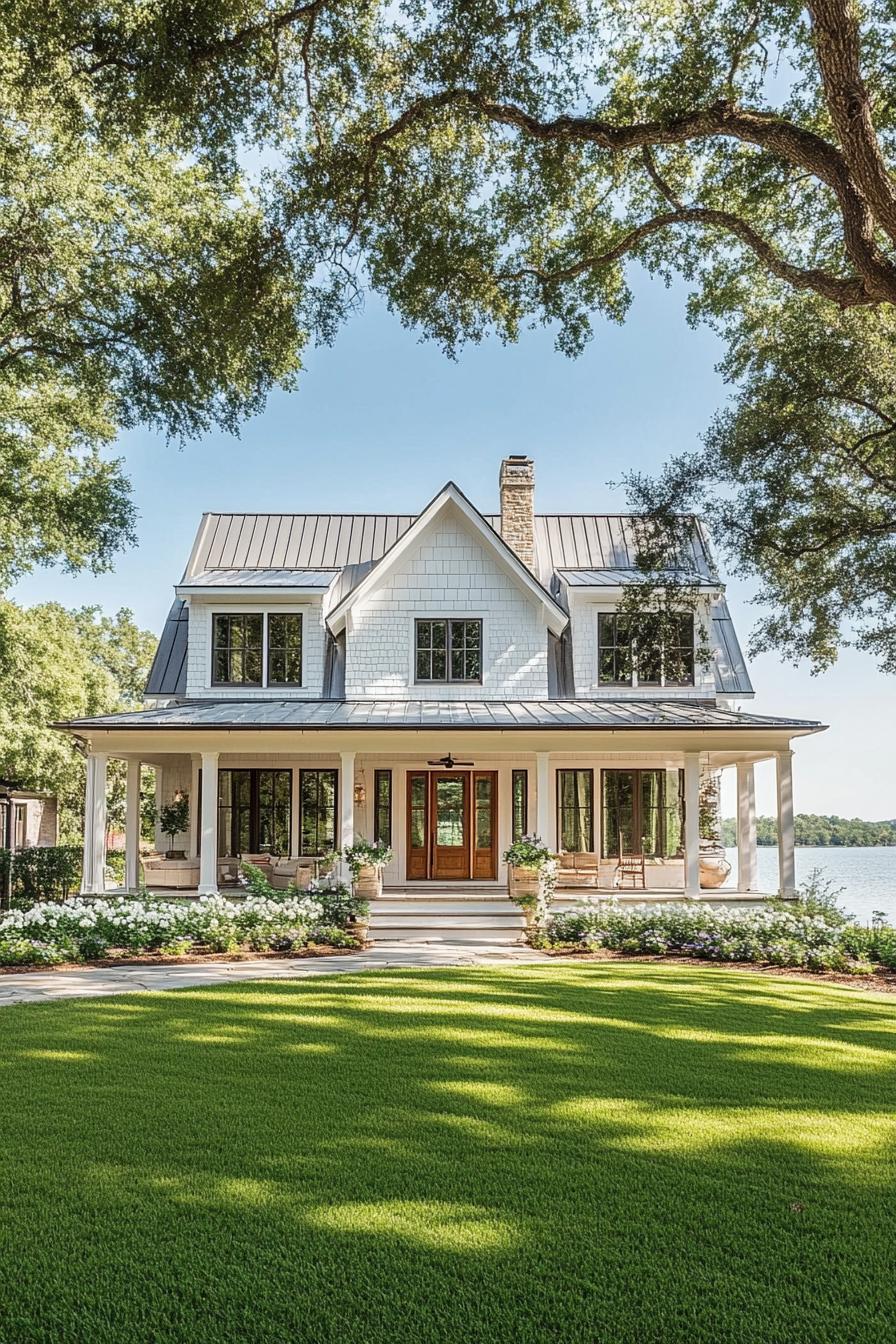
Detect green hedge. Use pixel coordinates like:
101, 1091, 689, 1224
0, 846, 82, 904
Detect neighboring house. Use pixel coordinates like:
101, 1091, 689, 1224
0, 784, 59, 851
58, 457, 824, 901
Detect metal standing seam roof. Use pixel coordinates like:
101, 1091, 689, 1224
144, 600, 188, 698
179, 568, 339, 589
184, 511, 719, 582
58, 699, 822, 733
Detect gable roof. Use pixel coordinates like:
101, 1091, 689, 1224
325, 482, 569, 637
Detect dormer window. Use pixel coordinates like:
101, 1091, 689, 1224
212, 612, 303, 687
415, 619, 482, 683
598, 612, 694, 688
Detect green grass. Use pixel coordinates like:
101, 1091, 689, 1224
1, 965, 895, 1343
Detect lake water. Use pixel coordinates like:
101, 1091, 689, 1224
723, 846, 896, 923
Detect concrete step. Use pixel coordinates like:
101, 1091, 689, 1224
372, 899, 521, 916
370, 924, 525, 945
371, 912, 525, 928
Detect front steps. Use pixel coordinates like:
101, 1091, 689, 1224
370, 888, 526, 944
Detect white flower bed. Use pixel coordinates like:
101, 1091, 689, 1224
0, 892, 327, 966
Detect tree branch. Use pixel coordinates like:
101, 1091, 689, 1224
354, 87, 896, 303
808, 0, 896, 246
497, 208, 870, 308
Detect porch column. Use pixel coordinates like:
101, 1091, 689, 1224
683, 751, 701, 898
776, 748, 796, 896
124, 760, 141, 891
736, 762, 758, 892
198, 751, 219, 895
83, 753, 108, 895
80, 753, 96, 894
340, 751, 356, 873
535, 751, 551, 846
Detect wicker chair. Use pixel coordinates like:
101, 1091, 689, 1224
613, 834, 646, 890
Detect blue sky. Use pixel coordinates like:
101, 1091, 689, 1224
14, 270, 894, 819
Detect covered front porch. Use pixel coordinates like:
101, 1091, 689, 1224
60, 700, 824, 904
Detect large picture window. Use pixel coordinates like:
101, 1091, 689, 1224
415, 619, 482, 682
557, 769, 594, 852
213, 613, 263, 686
373, 769, 392, 847
300, 769, 337, 856
217, 769, 291, 857
597, 613, 694, 687
601, 768, 684, 859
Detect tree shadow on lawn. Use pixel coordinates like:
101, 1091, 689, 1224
1, 964, 895, 1344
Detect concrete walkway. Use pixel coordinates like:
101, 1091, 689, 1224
0, 942, 551, 1007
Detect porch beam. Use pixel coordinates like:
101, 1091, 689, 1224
198, 751, 219, 895
736, 762, 758, 892
124, 759, 141, 891
776, 748, 796, 896
683, 751, 701, 898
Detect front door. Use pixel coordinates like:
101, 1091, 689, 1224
404, 771, 498, 880
431, 773, 469, 880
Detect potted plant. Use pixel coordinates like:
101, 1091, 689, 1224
157, 792, 190, 861
503, 836, 558, 929
342, 836, 393, 900
698, 770, 732, 889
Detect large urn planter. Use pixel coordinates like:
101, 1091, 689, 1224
508, 866, 540, 928
699, 844, 732, 890
354, 863, 382, 901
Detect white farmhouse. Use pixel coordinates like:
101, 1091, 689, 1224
58, 457, 824, 938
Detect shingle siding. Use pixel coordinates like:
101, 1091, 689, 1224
184, 598, 328, 699
344, 516, 550, 699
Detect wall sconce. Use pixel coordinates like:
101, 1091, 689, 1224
353, 782, 366, 806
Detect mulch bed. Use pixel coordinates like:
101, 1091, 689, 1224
0, 944, 367, 975
542, 945, 896, 992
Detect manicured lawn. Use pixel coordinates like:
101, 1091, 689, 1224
1, 965, 895, 1343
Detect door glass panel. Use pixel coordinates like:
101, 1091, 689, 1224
475, 776, 492, 850
409, 775, 427, 849
435, 778, 464, 846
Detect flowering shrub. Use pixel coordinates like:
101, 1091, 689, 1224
542, 898, 896, 975
0, 892, 325, 965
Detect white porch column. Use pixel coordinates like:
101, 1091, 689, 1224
683, 751, 701, 897
198, 751, 219, 895
80, 753, 96, 894
85, 753, 108, 895
124, 760, 141, 891
736, 762, 758, 892
535, 752, 551, 846
776, 748, 796, 896
340, 751, 356, 873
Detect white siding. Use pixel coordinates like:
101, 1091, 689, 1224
184, 598, 327, 699
344, 516, 550, 699
568, 592, 717, 699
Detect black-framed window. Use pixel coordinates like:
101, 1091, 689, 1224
601, 768, 684, 859
415, 619, 482, 682
373, 769, 392, 847
557, 769, 594, 852
267, 613, 303, 686
300, 769, 337, 856
217, 769, 291, 857
597, 612, 694, 687
511, 769, 528, 842
213, 613, 263, 686
597, 614, 632, 685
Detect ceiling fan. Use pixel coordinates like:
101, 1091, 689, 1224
426, 753, 475, 770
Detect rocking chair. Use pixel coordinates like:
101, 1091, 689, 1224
613, 833, 646, 891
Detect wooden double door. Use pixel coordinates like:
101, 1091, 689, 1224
406, 771, 498, 880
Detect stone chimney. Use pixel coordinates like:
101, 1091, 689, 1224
499, 456, 536, 570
